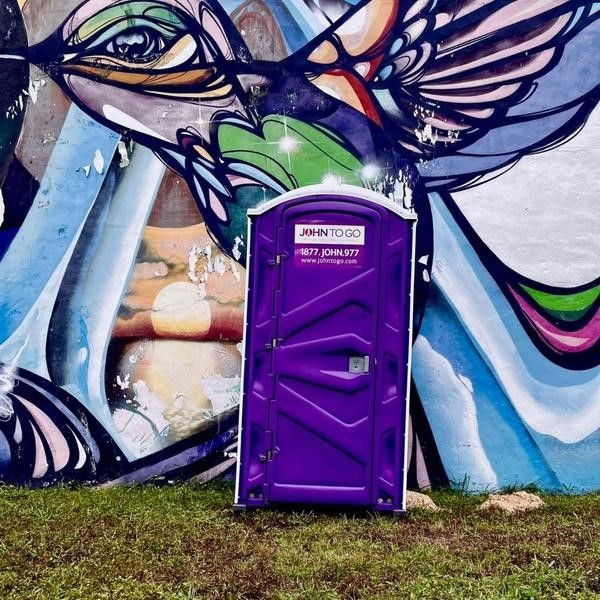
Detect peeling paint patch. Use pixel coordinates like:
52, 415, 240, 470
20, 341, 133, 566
214, 255, 226, 276
187, 243, 203, 283
5, 91, 26, 119
127, 340, 150, 365
93, 149, 105, 174
201, 375, 241, 414
42, 132, 56, 145
116, 374, 130, 390
369, 169, 414, 209
232, 236, 244, 261
415, 122, 438, 145
25, 78, 45, 104
396, 176, 413, 209
117, 140, 130, 168
188, 242, 237, 287
112, 380, 170, 457
133, 261, 168, 280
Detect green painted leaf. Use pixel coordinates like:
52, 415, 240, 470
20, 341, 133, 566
218, 115, 363, 191
520, 283, 600, 321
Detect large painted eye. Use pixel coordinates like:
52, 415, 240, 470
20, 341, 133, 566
66, 1, 196, 66
105, 27, 167, 63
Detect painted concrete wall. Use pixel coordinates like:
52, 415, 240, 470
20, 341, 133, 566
0, 0, 598, 491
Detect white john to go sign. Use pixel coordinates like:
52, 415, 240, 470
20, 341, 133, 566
294, 224, 366, 245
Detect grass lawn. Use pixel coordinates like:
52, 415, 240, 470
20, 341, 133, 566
0, 482, 599, 599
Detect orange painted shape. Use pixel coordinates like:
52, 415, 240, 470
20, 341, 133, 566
307, 40, 340, 65
311, 70, 382, 126
335, 0, 399, 57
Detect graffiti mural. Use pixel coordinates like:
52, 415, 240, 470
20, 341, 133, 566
0, 0, 598, 490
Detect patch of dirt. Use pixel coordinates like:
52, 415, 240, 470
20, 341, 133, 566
406, 491, 441, 512
477, 491, 545, 514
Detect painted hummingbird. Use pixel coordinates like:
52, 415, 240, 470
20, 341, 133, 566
25, 0, 598, 256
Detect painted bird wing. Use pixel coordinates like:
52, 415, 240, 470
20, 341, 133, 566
295, 0, 600, 179
0, 365, 126, 485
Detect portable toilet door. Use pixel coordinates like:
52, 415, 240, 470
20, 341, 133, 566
234, 184, 417, 514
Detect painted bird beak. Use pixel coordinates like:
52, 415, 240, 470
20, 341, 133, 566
28, 31, 68, 76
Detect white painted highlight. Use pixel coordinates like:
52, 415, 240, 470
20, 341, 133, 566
278, 135, 298, 152
361, 164, 380, 180
103, 105, 170, 142
453, 105, 600, 286
413, 335, 498, 489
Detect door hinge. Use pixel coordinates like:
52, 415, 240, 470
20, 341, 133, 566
266, 337, 281, 349
259, 449, 273, 462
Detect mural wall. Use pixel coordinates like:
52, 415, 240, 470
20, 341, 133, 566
0, 0, 598, 491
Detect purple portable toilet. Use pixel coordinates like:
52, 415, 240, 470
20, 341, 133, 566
234, 184, 417, 514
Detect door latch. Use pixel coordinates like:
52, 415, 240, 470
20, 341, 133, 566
349, 356, 370, 373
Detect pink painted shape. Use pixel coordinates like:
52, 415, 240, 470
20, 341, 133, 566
427, 14, 570, 82
31, 426, 49, 479
439, 0, 570, 55
20, 398, 71, 472
509, 286, 600, 353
